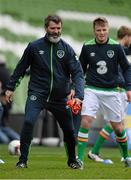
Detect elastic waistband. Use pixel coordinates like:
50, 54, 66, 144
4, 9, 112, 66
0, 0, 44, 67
85, 85, 125, 92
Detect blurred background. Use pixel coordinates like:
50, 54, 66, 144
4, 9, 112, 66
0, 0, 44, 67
0, 0, 131, 147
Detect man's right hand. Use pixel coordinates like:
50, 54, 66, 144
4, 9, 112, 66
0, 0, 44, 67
66, 98, 82, 115
5, 90, 14, 103
67, 89, 75, 100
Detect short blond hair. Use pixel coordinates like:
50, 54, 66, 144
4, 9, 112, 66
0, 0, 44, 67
93, 17, 108, 28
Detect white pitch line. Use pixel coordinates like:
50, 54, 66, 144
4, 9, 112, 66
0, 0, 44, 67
57, 10, 131, 28
1, 11, 130, 58
0, 14, 43, 37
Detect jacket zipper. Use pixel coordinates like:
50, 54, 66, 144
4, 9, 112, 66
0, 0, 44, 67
47, 44, 53, 102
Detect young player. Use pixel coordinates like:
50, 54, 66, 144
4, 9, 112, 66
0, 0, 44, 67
88, 26, 131, 163
77, 18, 131, 169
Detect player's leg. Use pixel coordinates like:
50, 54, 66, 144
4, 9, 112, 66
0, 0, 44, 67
16, 93, 44, 168
89, 91, 128, 162
77, 89, 99, 168
111, 121, 131, 167
112, 91, 130, 166
103, 91, 131, 167
119, 91, 129, 161
73, 113, 81, 138
77, 115, 92, 163
50, 102, 82, 169
88, 123, 113, 162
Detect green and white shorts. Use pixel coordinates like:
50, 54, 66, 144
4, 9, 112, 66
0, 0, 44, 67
81, 87, 128, 122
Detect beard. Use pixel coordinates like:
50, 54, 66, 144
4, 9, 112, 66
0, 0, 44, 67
47, 32, 61, 43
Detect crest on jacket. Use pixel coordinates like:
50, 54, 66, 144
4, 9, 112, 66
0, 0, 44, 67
30, 95, 37, 101
107, 50, 114, 58
57, 50, 65, 58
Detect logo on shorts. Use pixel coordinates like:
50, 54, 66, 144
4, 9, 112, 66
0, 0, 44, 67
107, 50, 114, 58
30, 95, 37, 101
57, 50, 65, 59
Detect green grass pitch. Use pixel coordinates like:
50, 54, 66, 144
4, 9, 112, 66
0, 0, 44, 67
0, 145, 131, 179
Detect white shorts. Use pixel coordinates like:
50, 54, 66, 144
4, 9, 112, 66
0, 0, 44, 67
81, 88, 128, 122
120, 91, 128, 118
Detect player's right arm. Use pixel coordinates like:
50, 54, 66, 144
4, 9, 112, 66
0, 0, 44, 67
6, 43, 33, 91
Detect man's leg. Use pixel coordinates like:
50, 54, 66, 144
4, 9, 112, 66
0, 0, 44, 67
50, 103, 82, 169
111, 122, 128, 158
78, 127, 88, 162
91, 123, 113, 155
77, 89, 99, 168
16, 94, 43, 168
77, 115, 93, 164
72, 113, 81, 138
18, 122, 34, 165
88, 123, 113, 162
111, 121, 131, 167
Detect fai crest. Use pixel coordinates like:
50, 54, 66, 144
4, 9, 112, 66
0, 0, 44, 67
30, 95, 37, 101
107, 50, 114, 58
57, 50, 65, 58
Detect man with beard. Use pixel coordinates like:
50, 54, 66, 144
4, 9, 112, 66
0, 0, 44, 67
5, 14, 84, 169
